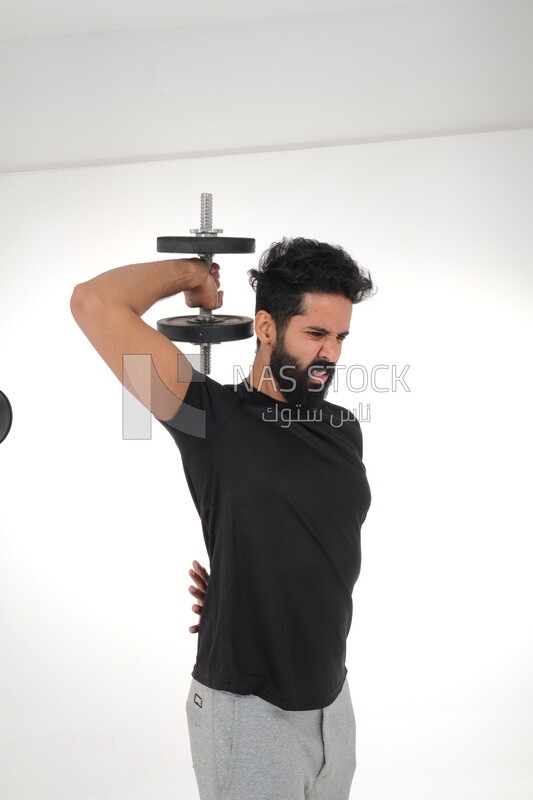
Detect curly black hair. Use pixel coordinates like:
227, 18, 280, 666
248, 238, 376, 349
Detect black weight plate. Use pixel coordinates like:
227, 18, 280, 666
157, 315, 254, 343
157, 236, 255, 255
0, 390, 13, 444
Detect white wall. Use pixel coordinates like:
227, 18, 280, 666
0, 129, 532, 799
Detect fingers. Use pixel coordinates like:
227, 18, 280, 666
192, 559, 210, 582
189, 568, 206, 586
189, 558, 209, 603
209, 264, 222, 304
209, 263, 220, 285
186, 263, 221, 311
189, 569, 207, 593
189, 584, 205, 604
189, 559, 210, 634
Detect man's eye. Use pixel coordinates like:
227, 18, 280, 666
308, 331, 347, 340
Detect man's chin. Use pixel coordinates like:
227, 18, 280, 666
282, 383, 331, 409
308, 377, 332, 399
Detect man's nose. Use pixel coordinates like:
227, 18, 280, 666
318, 338, 341, 363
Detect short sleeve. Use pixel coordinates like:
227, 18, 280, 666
156, 367, 239, 448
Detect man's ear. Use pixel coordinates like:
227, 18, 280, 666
255, 311, 277, 349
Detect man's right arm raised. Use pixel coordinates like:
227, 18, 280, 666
70, 258, 222, 421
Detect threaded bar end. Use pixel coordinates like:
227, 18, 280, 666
200, 193, 213, 232
200, 343, 212, 375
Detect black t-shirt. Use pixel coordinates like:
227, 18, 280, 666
158, 368, 371, 711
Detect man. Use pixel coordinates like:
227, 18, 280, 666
71, 237, 374, 800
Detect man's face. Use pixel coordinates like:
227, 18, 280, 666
269, 292, 352, 409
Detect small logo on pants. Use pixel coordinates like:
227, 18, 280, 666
194, 693, 203, 708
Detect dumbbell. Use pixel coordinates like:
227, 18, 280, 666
156, 193, 255, 374
0, 389, 13, 444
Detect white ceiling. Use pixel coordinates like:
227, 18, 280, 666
0, 0, 469, 40
0, 0, 531, 173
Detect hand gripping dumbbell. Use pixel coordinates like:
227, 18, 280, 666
156, 193, 255, 375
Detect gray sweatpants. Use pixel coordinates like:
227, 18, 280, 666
185, 676, 356, 800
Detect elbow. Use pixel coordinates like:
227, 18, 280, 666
70, 282, 96, 318
70, 283, 100, 323
70, 284, 86, 319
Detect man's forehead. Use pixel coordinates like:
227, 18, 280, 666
298, 292, 353, 322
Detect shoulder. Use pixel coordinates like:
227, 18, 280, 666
157, 368, 241, 444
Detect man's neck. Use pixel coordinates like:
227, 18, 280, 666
246, 349, 287, 403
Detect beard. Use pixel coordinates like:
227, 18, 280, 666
269, 335, 336, 409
